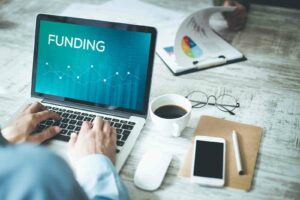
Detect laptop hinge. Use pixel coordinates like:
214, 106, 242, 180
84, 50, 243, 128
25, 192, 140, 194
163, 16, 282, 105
42, 98, 146, 119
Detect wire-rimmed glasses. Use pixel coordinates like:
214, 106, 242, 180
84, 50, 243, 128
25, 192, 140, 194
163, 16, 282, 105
185, 91, 240, 115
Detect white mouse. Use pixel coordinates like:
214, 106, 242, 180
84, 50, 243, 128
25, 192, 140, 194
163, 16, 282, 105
134, 150, 172, 191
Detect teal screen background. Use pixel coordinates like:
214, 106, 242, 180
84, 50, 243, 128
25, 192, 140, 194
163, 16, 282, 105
35, 20, 151, 112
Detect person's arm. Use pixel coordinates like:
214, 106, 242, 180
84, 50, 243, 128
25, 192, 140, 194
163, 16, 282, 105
0, 144, 89, 200
1, 102, 129, 199
75, 154, 129, 200
213, 0, 249, 31
213, 0, 250, 11
68, 117, 130, 200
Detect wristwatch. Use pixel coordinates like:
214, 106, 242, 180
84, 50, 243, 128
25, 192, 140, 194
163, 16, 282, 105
0, 130, 9, 146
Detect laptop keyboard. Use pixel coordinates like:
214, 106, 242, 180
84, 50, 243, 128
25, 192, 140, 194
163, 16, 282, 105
35, 105, 136, 153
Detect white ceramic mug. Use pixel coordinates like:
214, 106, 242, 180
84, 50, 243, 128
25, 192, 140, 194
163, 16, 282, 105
150, 94, 192, 137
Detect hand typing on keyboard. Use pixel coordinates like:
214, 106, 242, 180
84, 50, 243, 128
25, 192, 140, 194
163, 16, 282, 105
68, 116, 117, 165
1, 102, 61, 144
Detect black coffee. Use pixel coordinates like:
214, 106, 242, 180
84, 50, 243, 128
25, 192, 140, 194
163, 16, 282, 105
154, 105, 187, 119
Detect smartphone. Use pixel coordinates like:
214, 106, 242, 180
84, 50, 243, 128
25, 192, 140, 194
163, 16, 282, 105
191, 136, 226, 187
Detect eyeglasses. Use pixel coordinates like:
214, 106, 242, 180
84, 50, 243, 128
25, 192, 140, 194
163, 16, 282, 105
185, 91, 240, 115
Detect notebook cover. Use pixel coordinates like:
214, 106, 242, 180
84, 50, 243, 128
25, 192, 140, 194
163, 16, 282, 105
179, 115, 263, 191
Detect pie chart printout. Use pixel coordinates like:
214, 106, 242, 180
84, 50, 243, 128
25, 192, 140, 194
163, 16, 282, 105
181, 35, 203, 58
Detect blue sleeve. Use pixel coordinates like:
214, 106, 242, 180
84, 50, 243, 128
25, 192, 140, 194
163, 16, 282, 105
0, 144, 88, 200
74, 154, 130, 200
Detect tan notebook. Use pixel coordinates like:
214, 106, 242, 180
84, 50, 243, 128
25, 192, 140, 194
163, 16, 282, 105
179, 115, 263, 191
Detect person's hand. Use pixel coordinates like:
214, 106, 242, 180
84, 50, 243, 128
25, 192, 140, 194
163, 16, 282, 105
68, 117, 116, 165
2, 102, 61, 144
223, 0, 248, 31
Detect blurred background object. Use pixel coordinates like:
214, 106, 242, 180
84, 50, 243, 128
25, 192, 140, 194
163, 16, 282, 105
252, 0, 300, 9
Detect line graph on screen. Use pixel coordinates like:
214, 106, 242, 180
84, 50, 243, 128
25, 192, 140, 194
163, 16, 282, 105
40, 61, 141, 88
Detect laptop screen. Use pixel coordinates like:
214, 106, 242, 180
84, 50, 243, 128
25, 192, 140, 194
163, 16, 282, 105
32, 16, 156, 115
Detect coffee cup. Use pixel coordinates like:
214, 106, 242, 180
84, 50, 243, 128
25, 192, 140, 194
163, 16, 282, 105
150, 94, 192, 137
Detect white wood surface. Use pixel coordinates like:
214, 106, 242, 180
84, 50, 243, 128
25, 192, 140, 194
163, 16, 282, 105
0, 0, 299, 199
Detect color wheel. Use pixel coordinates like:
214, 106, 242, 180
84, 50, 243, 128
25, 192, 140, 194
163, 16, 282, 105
181, 35, 203, 58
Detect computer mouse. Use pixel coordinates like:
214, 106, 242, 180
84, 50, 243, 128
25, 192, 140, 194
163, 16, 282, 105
134, 150, 172, 191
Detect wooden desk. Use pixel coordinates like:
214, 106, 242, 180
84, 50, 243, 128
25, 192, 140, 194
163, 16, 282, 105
0, 0, 299, 199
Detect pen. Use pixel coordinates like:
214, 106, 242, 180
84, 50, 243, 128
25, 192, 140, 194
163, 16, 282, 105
232, 130, 244, 175
192, 56, 227, 68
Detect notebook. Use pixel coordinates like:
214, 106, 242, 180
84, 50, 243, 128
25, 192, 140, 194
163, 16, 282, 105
179, 115, 263, 191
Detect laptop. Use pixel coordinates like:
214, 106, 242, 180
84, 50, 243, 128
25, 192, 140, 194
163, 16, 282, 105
11, 14, 156, 172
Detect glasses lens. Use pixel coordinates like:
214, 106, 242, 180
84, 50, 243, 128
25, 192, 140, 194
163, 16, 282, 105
187, 91, 208, 108
216, 94, 238, 112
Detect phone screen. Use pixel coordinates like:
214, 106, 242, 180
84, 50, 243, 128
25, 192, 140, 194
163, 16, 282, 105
193, 140, 224, 179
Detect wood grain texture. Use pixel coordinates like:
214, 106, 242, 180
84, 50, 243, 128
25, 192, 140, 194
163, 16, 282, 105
0, 0, 299, 199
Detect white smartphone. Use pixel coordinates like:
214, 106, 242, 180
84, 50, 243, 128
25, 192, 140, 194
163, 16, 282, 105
191, 136, 226, 187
